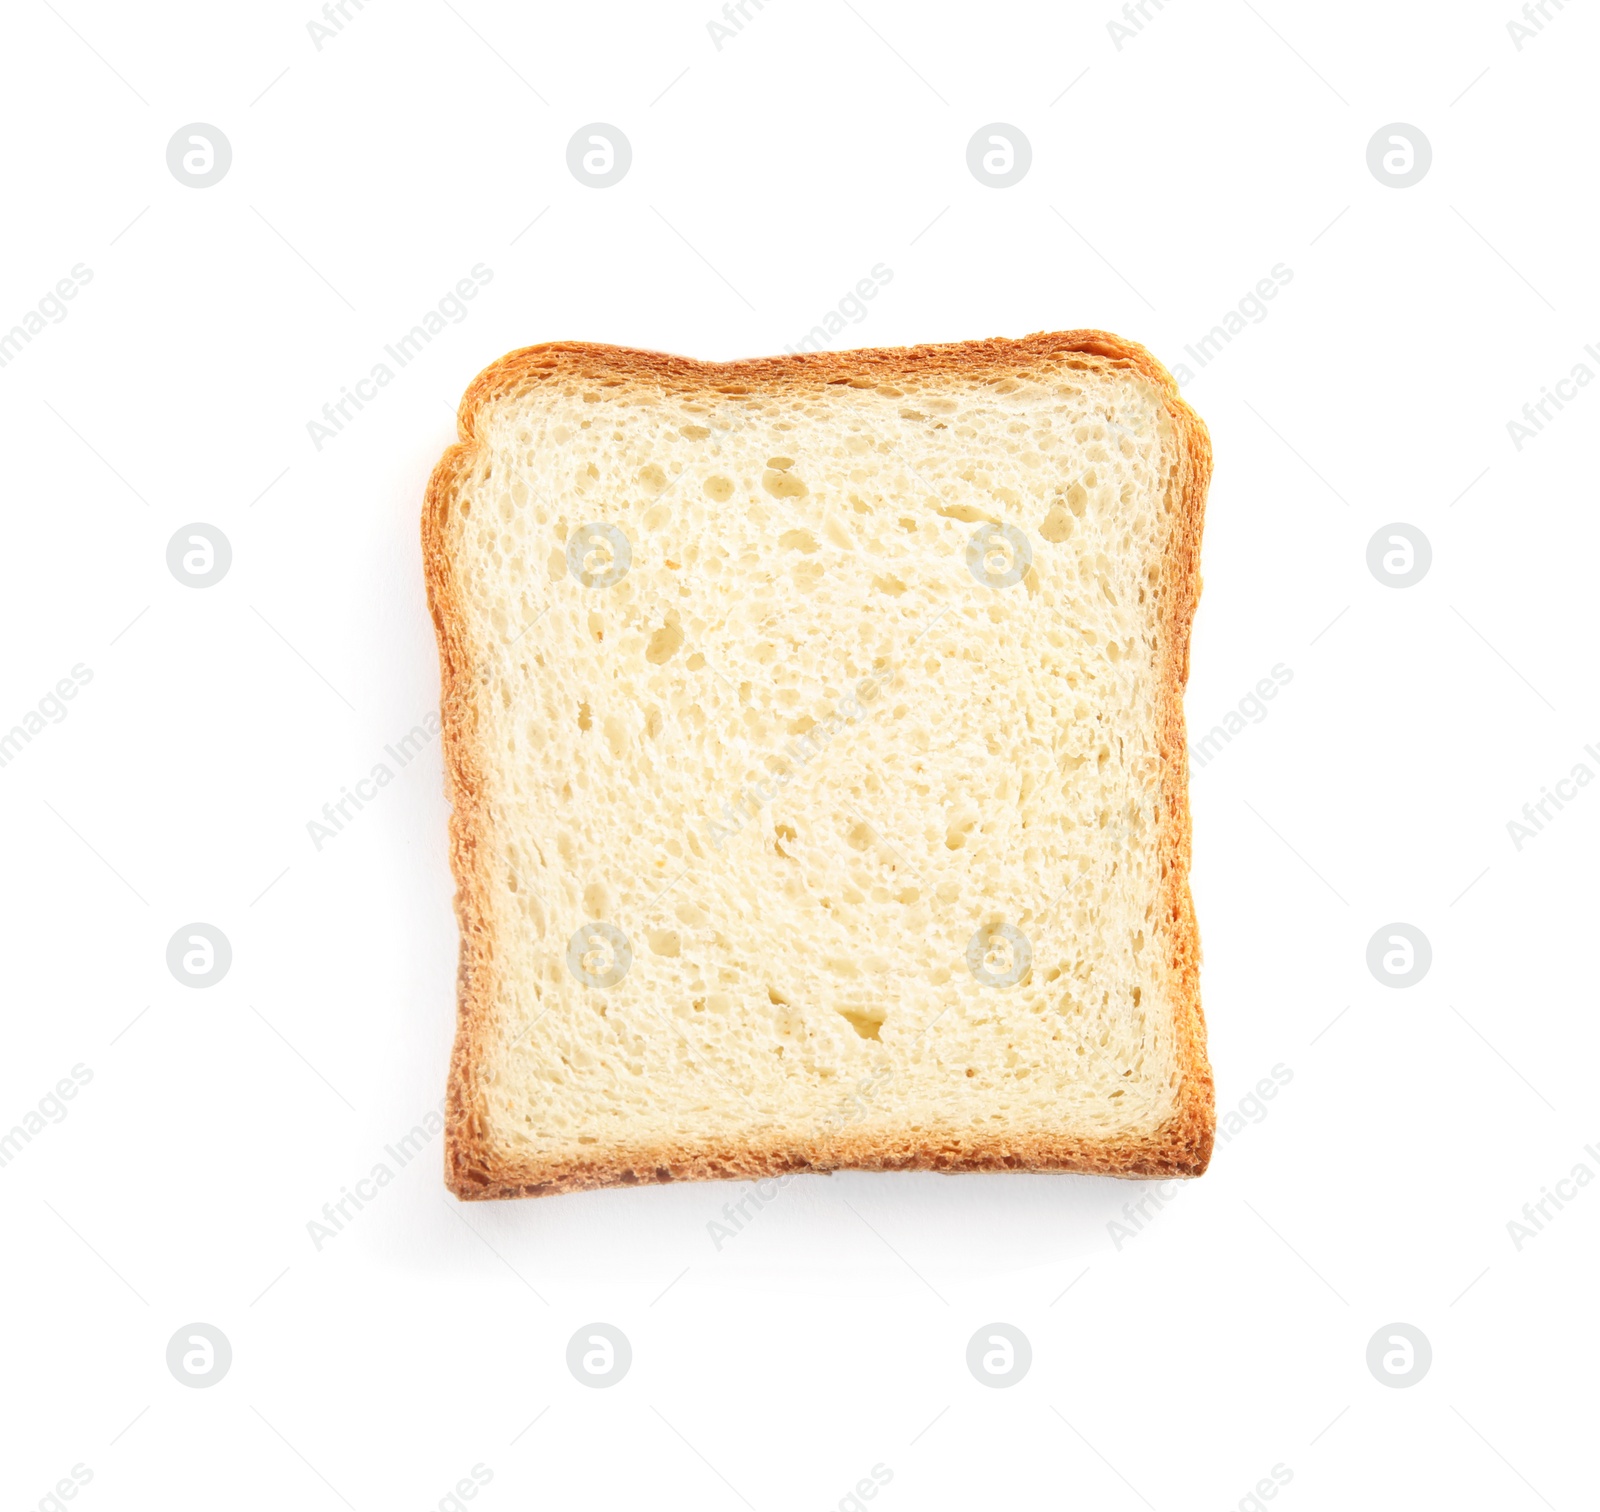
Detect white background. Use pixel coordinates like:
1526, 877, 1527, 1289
2, 2, 1595, 1508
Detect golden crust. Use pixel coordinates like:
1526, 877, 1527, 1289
423, 331, 1215, 1200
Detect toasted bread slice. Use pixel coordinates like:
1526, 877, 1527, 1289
424, 332, 1213, 1198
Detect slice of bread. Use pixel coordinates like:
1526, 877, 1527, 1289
424, 332, 1213, 1199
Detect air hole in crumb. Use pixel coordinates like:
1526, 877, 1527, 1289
763, 467, 808, 500
646, 620, 685, 664
837, 1007, 884, 1041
